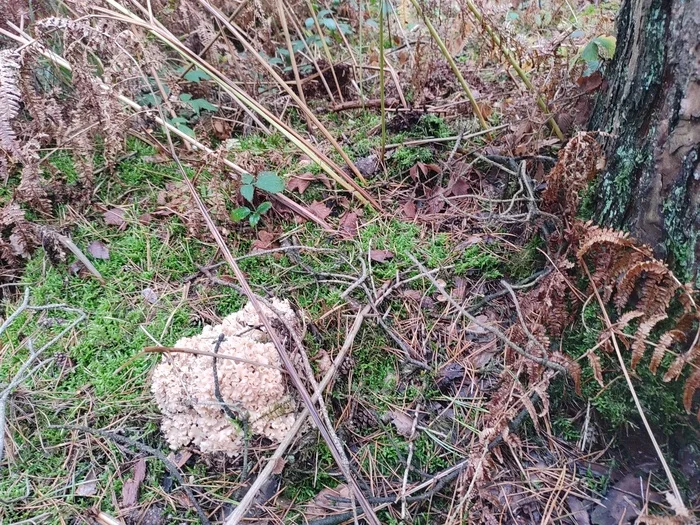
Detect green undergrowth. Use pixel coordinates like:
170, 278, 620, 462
1, 135, 519, 521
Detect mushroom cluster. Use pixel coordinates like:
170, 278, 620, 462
151, 298, 299, 455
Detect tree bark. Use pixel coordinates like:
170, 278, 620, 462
589, 0, 700, 282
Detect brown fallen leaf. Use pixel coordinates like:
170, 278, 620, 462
141, 287, 159, 304
251, 230, 277, 252
338, 211, 358, 239
305, 484, 352, 517
75, 468, 98, 497
87, 241, 110, 260
386, 410, 414, 438
369, 249, 394, 263
402, 200, 417, 219
104, 208, 126, 230
121, 457, 147, 508
306, 201, 332, 221
287, 172, 314, 194
166, 450, 192, 469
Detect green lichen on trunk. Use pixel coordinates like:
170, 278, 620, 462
662, 149, 700, 284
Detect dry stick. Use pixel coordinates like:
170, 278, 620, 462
406, 0, 488, 133
462, 0, 563, 140
53, 425, 211, 525
407, 254, 568, 374
583, 264, 689, 517
0, 28, 330, 231
401, 404, 421, 521
223, 301, 377, 524
283, 3, 336, 102
143, 346, 283, 370
154, 124, 381, 525
384, 124, 508, 149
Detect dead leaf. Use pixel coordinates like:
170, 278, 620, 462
386, 410, 414, 438
306, 201, 332, 221
287, 172, 313, 194
251, 230, 277, 252
401, 289, 423, 301
567, 496, 591, 525
305, 484, 352, 517
369, 249, 394, 263
577, 71, 604, 93
75, 468, 98, 497
138, 213, 152, 225
448, 176, 472, 197
121, 458, 146, 508
402, 200, 417, 219
87, 241, 110, 260
104, 208, 126, 229
354, 154, 379, 178
166, 450, 192, 469
466, 314, 491, 335
338, 211, 358, 239
314, 349, 333, 377
141, 287, 158, 304
271, 457, 287, 475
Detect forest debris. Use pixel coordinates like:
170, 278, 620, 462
75, 468, 98, 497
104, 208, 127, 229
87, 240, 110, 260
385, 410, 414, 438
306, 201, 332, 221
369, 249, 394, 263
121, 457, 147, 508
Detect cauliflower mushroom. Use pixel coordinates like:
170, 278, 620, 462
151, 298, 300, 455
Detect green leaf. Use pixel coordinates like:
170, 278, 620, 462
322, 18, 337, 31
593, 35, 616, 59
305, 17, 314, 29
240, 184, 255, 203
184, 69, 211, 82
256, 201, 272, 215
242, 173, 255, 184
189, 98, 218, 114
255, 172, 285, 193
175, 122, 195, 137
231, 207, 251, 221
249, 213, 261, 227
580, 41, 600, 63
179, 93, 193, 102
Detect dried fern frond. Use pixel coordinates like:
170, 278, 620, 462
542, 132, 603, 220
682, 368, 700, 421
629, 313, 668, 371
0, 49, 22, 157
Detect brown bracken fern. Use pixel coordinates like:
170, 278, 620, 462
535, 132, 700, 420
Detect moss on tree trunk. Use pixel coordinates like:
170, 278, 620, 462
589, 0, 700, 282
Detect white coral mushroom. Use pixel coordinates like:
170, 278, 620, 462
151, 298, 299, 455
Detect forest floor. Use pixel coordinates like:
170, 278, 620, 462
1, 1, 699, 524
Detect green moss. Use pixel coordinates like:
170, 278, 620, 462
389, 146, 434, 174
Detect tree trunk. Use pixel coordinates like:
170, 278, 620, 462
589, 0, 700, 282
